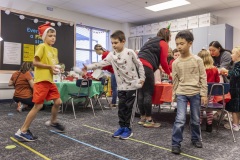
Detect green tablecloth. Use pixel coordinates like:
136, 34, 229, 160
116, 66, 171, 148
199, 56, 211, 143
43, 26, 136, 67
45, 80, 103, 104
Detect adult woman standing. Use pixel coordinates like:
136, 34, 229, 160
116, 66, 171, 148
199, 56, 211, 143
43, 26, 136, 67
137, 28, 171, 127
9, 62, 34, 112
209, 41, 232, 83
94, 44, 118, 107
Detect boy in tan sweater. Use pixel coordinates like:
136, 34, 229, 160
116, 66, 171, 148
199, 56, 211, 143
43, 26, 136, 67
171, 30, 208, 154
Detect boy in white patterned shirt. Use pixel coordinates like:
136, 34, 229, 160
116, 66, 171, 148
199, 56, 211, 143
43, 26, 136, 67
83, 30, 145, 139
171, 30, 208, 154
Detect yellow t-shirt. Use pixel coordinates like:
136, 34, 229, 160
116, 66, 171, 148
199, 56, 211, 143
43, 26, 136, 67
34, 43, 59, 83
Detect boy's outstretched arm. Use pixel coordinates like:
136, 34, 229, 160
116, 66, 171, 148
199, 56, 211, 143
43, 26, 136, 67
84, 54, 112, 71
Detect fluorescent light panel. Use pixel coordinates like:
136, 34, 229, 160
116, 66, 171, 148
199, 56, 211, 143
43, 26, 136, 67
145, 0, 190, 12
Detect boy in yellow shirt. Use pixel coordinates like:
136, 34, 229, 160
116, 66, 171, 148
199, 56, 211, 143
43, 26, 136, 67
15, 23, 65, 141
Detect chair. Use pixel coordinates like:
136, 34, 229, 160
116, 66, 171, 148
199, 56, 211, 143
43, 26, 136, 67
202, 83, 236, 142
95, 78, 111, 109
65, 79, 103, 119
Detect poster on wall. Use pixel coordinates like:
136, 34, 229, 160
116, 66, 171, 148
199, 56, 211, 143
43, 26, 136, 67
23, 44, 35, 61
3, 41, 21, 65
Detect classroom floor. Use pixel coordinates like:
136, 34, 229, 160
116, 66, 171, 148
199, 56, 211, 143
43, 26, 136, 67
0, 99, 240, 160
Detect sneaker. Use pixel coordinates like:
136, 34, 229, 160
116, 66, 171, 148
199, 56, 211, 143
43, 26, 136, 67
172, 146, 181, 154
224, 123, 239, 131
138, 117, 146, 125
112, 127, 125, 138
192, 141, 203, 148
15, 129, 37, 142
17, 102, 24, 112
119, 127, 133, 140
143, 120, 161, 128
27, 129, 38, 139
45, 120, 65, 132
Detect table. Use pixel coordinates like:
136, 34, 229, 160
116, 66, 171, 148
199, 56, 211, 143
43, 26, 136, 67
152, 83, 172, 105
151, 83, 231, 105
45, 80, 103, 104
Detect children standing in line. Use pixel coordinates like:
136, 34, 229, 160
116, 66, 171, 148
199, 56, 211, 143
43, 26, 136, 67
171, 30, 208, 154
198, 49, 220, 132
94, 44, 118, 107
83, 30, 145, 139
15, 23, 65, 142
220, 46, 240, 131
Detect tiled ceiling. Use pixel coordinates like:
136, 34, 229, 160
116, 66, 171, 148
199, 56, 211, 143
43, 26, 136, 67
28, 0, 240, 24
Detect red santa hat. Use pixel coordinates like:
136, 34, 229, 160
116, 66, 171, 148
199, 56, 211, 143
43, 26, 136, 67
38, 22, 56, 41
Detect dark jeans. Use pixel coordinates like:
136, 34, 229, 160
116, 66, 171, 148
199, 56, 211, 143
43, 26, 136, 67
13, 96, 34, 107
172, 94, 201, 147
111, 73, 118, 104
118, 90, 137, 128
138, 66, 154, 116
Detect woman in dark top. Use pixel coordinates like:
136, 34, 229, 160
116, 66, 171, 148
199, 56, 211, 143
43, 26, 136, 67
137, 28, 171, 128
209, 41, 232, 83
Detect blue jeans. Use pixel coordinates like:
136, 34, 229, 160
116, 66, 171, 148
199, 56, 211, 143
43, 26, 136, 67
172, 94, 201, 147
111, 73, 117, 104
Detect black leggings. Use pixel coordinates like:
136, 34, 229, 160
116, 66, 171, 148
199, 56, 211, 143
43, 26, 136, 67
138, 66, 154, 117
13, 96, 34, 108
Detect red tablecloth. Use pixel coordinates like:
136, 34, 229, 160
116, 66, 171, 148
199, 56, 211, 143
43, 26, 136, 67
213, 93, 231, 103
152, 83, 173, 105
152, 83, 231, 105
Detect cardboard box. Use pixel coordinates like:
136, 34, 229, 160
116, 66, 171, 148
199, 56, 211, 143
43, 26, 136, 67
177, 18, 188, 30
199, 13, 217, 19
168, 20, 178, 31
151, 22, 160, 34
188, 19, 199, 29
159, 21, 169, 29
199, 16, 217, 27
129, 27, 136, 37
143, 24, 152, 35
136, 25, 144, 36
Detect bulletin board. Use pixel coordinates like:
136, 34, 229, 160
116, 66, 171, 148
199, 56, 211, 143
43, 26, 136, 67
0, 10, 74, 71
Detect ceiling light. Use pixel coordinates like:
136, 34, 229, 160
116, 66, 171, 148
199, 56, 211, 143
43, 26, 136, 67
145, 0, 190, 12
0, 37, 3, 41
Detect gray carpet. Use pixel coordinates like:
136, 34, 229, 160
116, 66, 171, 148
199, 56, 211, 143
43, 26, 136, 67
0, 100, 240, 160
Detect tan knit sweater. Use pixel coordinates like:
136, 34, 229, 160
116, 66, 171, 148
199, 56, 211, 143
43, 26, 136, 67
172, 54, 207, 101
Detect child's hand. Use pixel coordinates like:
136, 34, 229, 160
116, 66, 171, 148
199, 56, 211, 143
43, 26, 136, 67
51, 65, 60, 75
220, 67, 228, 76
82, 64, 87, 72
201, 96, 208, 106
140, 80, 145, 87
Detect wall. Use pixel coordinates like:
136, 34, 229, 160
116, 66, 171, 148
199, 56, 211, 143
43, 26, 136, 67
212, 6, 240, 47
0, 0, 126, 99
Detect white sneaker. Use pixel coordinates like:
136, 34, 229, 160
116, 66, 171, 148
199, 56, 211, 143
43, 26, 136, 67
224, 123, 239, 131
233, 124, 239, 131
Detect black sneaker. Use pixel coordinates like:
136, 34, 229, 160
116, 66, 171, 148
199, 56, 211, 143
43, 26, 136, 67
172, 146, 181, 154
206, 123, 212, 132
27, 129, 38, 139
45, 120, 65, 132
15, 129, 37, 142
192, 141, 203, 148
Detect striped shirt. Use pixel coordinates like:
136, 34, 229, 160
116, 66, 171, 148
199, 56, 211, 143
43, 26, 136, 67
172, 54, 207, 100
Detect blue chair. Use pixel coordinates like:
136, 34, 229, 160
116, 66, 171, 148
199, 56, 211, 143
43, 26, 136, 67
65, 79, 103, 119
202, 83, 236, 142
